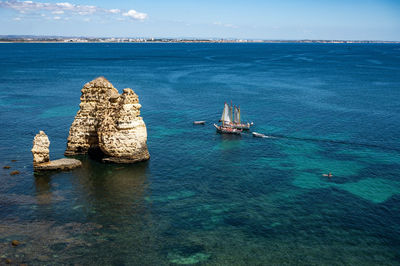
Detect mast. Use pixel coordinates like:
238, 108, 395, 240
238, 105, 241, 124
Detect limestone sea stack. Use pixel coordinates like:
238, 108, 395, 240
32, 131, 50, 166
65, 77, 150, 163
32, 131, 82, 171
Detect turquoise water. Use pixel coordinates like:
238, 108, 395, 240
0, 43, 400, 265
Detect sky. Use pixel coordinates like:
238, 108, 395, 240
0, 0, 399, 40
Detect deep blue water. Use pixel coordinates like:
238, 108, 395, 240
0, 43, 400, 265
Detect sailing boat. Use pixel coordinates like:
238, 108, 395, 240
231, 105, 252, 130
214, 102, 242, 135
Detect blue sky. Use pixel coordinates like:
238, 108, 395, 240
0, 0, 399, 40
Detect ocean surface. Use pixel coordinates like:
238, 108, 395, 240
0, 43, 400, 265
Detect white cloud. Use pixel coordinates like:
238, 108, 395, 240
0, 0, 147, 21
13, 17, 21, 21
53, 16, 61, 20
122, 9, 147, 20
0, 0, 98, 14
56, 2, 73, 9
109, 9, 120, 14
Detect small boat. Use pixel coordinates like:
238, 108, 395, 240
252, 132, 266, 138
322, 172, 333, 178
193, 121, 206, 125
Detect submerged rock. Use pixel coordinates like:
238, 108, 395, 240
168, 251, 211, 265
32, 131, 82, 171
3, 165, 11, 169
10, 170, 20, 175
65, 77, 150, 163
11, 240, 20, 246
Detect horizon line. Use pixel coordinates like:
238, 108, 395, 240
0, 35, 399, 43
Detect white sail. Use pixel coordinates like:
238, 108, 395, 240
221, 103, 231, 123
234, 106, 240, 124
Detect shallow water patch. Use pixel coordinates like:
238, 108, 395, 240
338, 178, 400, 203
167, 244, 210, 265
292, 172, 329, 190
292, 173, 400, 203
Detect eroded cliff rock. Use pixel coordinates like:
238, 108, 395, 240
32, 131, 82, 171
65, 77, 150, 163
32, 131, 50, 166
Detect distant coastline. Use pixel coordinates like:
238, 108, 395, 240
0, 36, 399, 44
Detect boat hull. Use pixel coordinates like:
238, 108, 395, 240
222, 122, 251, 130
230, 123, 251, 130
214, 124, 242, 135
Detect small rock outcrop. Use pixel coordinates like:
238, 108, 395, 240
32, 131, 50, 165
11, 240, 20, 246
33, 158, 82, 171
65, 77, 150, 163
32, 131, 81, 171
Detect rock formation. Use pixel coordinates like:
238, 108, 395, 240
32, 131, 50, 165
32, 131, 81, 171
65, 77, 150, 163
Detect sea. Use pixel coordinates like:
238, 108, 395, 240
0, 43, 400, 265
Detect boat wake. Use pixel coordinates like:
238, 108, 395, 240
252, 133, 400, 152
252, 132, 276, 139
262, 135, 276, 139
